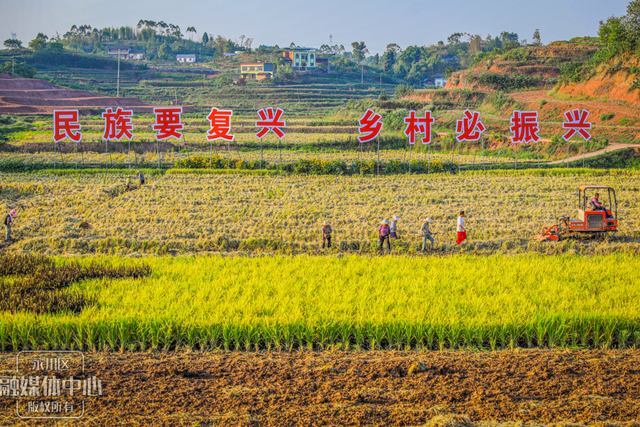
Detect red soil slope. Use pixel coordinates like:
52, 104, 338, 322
0, 73, 177, 114
558, 65, 640, 107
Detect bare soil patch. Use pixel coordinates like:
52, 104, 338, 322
0, 349, 637, 426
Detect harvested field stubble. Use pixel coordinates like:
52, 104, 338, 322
2, 171, 640, 256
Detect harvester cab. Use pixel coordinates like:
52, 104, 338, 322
536, 185, 618, 241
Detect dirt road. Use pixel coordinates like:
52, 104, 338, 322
549, 143, 640, 164
0, 349, 638, 426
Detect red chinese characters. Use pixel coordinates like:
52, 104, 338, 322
510, 110, 540, 143
562, 109, 592, 141
255, 107, 286, 139
53, 110, 82, 143
403, 110, 434, 144
358, 109, 383, 143
206, 108, 235, 141
102, 108, 134, 141
153, 107, 184, 140
456, 110, 486, 142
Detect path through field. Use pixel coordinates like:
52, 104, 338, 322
549, 143, 640, 164
1, 350, 638, 426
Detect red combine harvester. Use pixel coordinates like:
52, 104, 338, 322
536, 185, 618, 241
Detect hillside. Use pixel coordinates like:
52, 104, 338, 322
445, 38, 601, 92
557, 58, 640, 106
0, 73, 161, 114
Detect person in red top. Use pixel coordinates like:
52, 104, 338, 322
378, 219, 391, 251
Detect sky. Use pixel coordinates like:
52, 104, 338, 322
0, 0, 632, 54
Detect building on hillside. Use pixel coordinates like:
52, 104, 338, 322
442, 57, 458, 63
176, 54, 196, 64
107, 46, 131, 59
434, 74, 447, 87
225, 53, 238, 58
240, 63, 275, 80
281, 47, 330, 72
129, 50, 145, 60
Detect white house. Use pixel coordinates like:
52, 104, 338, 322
107, 46, 130, 59
434, 74, 447, 87
129, 50, 145, 60
176, 54, 196, 64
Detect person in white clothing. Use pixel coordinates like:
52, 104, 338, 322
456, 211, 467, 245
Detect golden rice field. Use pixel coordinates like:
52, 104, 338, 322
1, 170, 639, 256
0, 149, 512, 167
2, 253, 640, 351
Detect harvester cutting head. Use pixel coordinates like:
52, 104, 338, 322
535, 216, 569, 241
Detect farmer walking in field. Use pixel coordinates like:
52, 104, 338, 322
390, 215, 400, 240
420, 218, 437, 251
378, 219, 392, 251
456, 210, 467, 245
137, 170, 145, 187
4, 210, 17, 241
126, 175, 132, 191
321, 222, 332, 249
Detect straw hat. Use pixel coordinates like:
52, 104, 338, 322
381, 219, 390, 225
424, 218, 432, 223
392, 215, 399, 221
322, 221, 329, 226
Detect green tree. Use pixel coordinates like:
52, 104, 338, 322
532, 29, 542, 46
48, 42, 64, 53
28, 37, 47, 52
445, 66, 455, 78
215, 35, 226, 56
382, 44, 399, 73
1, 61, 36, 78
382, 49, 396, 73
624, 0, 640, 40
351, 41, 368, 62
599, 16, 629, 51
202, 32, 209, 44
186, 26, 197, 40
3, 39, 22, 49
158, 42, 172, 60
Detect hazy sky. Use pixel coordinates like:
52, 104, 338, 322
0, 0, 631, 54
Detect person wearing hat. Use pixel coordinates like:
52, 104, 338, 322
4, 209, 17, 241
456, 210, 467, 245
378, 219, 392, 251
126, 175, 132, 191
420, 218, 437, 251
321, 222, 333, 249
390, 215, 401, 240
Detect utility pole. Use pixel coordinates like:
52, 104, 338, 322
12, 56, 15, 75
361, 65, 363, 84
116, 52, 120, 97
